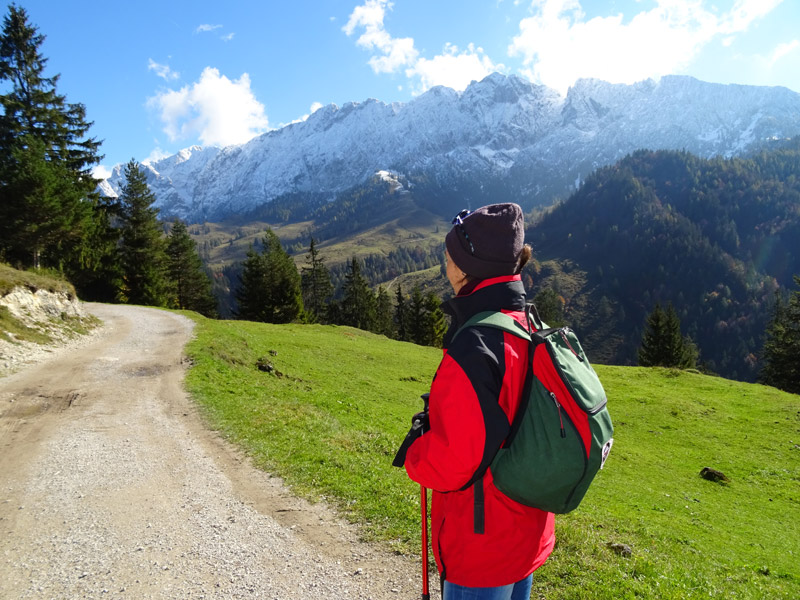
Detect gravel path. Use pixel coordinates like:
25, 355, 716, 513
0, 304, 429, 599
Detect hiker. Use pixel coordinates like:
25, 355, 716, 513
402, 203, 555, 599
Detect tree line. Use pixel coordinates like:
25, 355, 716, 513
0, 5, 216, 316
236, 232, 447, 347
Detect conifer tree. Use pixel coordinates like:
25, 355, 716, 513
117, 159, 170, 307
638, 303, 697, 368
300, 238, 333, 323
0, 4, 103, 268
374, 286, 394, 337
423, 292, 446, 348
166, 220, 217, 317
760, 276, 800, 393
340, 257, 376, 331
236, 230, 304, 323
394, 284, 410, 342
533, 287, 565, 327
408, 285, 427, 345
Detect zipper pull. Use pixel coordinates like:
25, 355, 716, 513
550, 392, 567, 438
559, 329, 584, 361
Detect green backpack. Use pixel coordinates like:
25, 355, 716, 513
455, 305, 614, 516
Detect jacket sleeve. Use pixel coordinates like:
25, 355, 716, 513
404, 328, 510, 492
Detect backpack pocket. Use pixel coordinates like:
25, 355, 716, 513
491, 377, 587, 513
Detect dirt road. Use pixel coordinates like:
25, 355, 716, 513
0, 304, 424, 599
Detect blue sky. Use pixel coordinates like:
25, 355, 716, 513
8, 0, 800, 178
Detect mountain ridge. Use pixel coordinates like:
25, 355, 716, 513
102, 73, 800, 222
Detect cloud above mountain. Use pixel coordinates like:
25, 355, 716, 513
147, 67, 269, 147
509, 0, 784, 94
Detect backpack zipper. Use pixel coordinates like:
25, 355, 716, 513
550, 392, 567, 438
559, 328, 584, 362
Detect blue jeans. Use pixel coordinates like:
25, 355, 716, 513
443, 574, 533, 600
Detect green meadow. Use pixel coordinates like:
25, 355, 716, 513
182, 313, 799, 600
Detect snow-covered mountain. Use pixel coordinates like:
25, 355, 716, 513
102, 73, 800, 222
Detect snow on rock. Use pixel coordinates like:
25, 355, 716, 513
99, 74, 800, 222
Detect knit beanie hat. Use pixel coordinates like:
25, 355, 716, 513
445, 203, 524, 279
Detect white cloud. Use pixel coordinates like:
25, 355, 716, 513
407, 44, 502, 93
221, 32, 235, 42
769, 39, 799, 65
343, 0, 501, 93
92, 164, 113, 180
509, 0, 785, 94
310, 102, 324, 113
343, 0, 418, 73
148, 58, 179, 81
147, 67, 269, 148
196, 24, 222, 33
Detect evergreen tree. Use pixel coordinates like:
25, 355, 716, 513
374, 286, 394, 337
0, 4, 102, 268
66, 193, 122, 302
166, 220, 218, 317
236, 230, 304, 323
117, 159, 170, 307
533, 287, 565, 327
394, 284, 410, 342
423, 292, 447, 348
638, 303, 697, 368
760, 276, 800, 393
300, 238, 333, 323
340, 257, 376, 331
408, 285, 427, 345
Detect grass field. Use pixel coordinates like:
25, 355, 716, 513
182, 313, 800, 599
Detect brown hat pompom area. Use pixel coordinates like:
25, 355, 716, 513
445, 203, 524, 279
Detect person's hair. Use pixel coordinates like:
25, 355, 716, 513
516, 244, 532, 273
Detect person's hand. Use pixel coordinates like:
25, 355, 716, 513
411, 410, 429, 433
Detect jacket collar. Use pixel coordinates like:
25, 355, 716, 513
441, 275, 527, 347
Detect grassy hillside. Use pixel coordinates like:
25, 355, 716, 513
182, 313, 800, 600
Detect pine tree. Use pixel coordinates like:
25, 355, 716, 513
408, 285, 427, 345
117, 159, 171, 307
166, 220, 217, 317
423, 292, 446, 348
760, 276, 800, 393
533, 287, 565, 327
638, 303, 697, 368
300, 238, 333, 323
236, 230, 303, 323
374, 286, 394, 337
340, 257, 376, 331
394, 284, 410, 342
0, 4, 102, 268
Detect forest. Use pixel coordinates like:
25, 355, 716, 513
525, 142, 800, 380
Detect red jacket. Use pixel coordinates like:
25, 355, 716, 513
404, 275, 555, 587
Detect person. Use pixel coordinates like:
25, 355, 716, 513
402, 203, 555, 600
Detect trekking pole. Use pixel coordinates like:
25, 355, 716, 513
418, 391, 431, 600
420, 484, 430, 600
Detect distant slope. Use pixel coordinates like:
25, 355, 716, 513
527, 140, 800, 380
189, 173, 449, 316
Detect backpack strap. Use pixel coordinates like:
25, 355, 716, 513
451, 310, 533, 343
450, 306, 541, 534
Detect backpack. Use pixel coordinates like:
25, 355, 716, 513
454, 304, 614, 515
